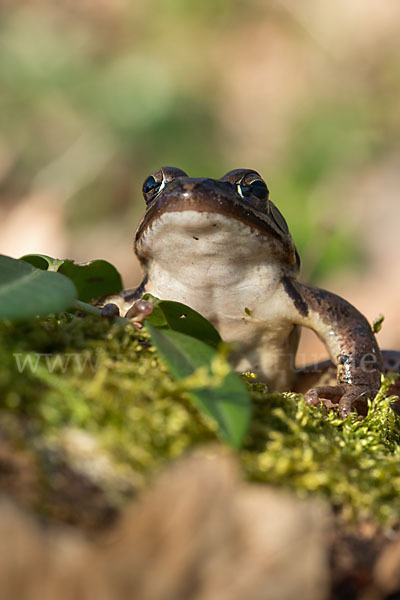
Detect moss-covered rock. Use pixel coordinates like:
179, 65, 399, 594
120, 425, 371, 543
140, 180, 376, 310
0, 314, 399, 529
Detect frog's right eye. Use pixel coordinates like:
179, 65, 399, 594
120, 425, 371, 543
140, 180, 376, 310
142, 175, 164, 204
143, 176, 158, 194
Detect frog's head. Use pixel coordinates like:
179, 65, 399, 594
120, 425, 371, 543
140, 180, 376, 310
135, 167, 299, 275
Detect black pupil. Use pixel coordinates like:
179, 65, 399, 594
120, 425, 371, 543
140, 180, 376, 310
143, 176, 159, 195
242, 179, 268, 200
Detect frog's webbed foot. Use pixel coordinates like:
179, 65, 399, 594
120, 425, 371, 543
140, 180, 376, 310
305, 384, 376, 418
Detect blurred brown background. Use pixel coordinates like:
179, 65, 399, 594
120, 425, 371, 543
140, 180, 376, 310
0, 0, 399, 361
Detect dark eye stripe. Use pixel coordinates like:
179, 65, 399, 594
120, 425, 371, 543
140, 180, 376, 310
269, 203, 289, 233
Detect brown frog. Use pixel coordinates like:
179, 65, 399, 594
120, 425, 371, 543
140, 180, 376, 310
103, 167, 400, 417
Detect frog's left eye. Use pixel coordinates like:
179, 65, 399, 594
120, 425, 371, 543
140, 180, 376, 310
142, 175, 164, 204
238, 179, 269, 202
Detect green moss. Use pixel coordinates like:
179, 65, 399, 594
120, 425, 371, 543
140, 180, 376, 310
1, 315, 400, 526
0, 315, 214, 478
242, 380, 400, 525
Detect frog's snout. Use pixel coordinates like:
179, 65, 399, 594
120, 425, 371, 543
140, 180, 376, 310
162, 177, 238, 205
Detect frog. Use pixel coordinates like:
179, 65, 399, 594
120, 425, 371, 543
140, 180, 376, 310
102, 166, 400, 417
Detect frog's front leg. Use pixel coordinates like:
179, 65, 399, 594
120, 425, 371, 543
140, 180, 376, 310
281, 277, 384, 417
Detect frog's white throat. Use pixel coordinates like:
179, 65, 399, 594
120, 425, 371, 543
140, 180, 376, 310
138, 210, 290, 302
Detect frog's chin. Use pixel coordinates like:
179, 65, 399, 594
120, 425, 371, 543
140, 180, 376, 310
135, 210, 294, 269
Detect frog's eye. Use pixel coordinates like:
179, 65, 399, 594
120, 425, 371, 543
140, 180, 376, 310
143, 176, 158, 194
142, 175, 164, 204
238, 179, 269, 202
269, 203, 289, 234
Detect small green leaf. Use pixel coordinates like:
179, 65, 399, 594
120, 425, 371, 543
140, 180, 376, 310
20, 255, 123, 302
244, 307, 252, 316
144, 297, 221, 348
145, 322, 251, 447
373, 314, 385, 334
58, 260, 122, 302
0, 255, 77, 320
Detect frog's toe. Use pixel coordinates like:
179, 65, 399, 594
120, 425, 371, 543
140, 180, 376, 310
338, 386, 373, 418
125, 299, 154, 320
305, 385, 344, 408
101, 303, 121, 318
305, 385, 350, 416
305, 384, 373, 418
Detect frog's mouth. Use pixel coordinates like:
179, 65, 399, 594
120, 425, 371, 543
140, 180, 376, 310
135, 177, 296, 265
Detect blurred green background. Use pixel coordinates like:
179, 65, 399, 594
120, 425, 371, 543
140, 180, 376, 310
1, 0, 399, 352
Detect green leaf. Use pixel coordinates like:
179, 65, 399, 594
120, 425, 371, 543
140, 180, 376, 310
373, 314, 385, 334
145, 322, 251, 448
20, 255, 123, 302
20, 254, 66, 272
0, 255, 77, 320
144, 298, 221, 348
58, 260, 122, 303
